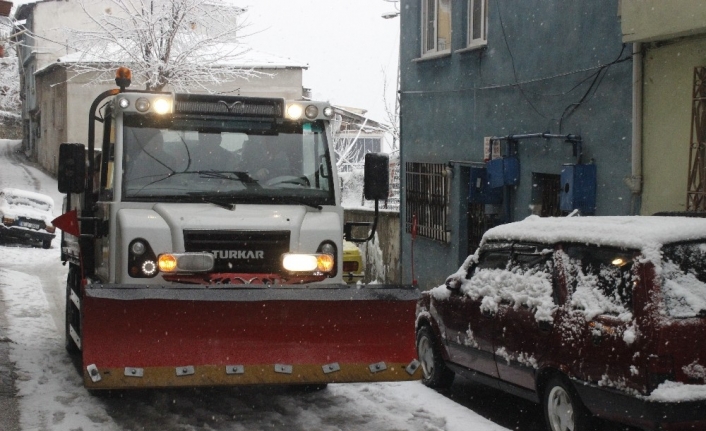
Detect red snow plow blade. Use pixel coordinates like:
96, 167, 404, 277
81, 284, 421, 389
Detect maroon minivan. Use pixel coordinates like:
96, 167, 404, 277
416, 216, 706, 431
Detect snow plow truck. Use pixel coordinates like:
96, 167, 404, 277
53, 67, 420, 390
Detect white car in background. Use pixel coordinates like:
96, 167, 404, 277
0, 188, 56, 249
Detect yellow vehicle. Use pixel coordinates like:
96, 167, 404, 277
342, 240, 364, 284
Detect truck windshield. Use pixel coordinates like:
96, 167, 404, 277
121, 114, 335, 206
661, 241, 706, 318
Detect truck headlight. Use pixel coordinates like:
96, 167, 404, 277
282, 253, 334, 273
157, 253, 214, 273
128, 238, 159, 278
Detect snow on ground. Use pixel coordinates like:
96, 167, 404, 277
0, 138, 512, 430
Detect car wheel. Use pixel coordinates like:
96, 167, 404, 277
42, 239, 51, 249
65, 265, 81, 357
416, 325, 454, 388
543, 375, 595, 431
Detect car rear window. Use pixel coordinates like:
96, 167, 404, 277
3, 192, 53, 212
661, 242, 706, 318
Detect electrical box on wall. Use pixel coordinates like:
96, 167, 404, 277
469, 167, 502, 204
487, 157, 520, 189
560, 164, 597, 214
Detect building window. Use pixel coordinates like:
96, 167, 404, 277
467, 0, 488, 48
422, 0, 452, 57
406, 162, 450, 242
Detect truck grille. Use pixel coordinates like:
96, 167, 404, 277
174, 94, 284, 118
183, 230, 290, 274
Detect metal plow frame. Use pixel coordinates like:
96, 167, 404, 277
80, 284, 421, 389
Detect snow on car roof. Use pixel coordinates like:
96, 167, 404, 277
483, 215, 706, 263
1, 187, 54, 206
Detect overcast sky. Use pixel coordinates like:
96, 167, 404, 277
240, 0, 401, 122
10, 0, 401, 122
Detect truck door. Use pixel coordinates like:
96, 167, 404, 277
494, 244, 557, 390
94, 114, 115, 282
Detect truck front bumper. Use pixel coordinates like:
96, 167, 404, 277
80, 284, 422, 389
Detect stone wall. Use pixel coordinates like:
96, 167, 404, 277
343, 209, 401, 284
0, 115, 22, 139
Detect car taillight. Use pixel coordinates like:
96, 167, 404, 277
45, 224, 56, 233
2, 216, 14, 225
343, 261, 359, 272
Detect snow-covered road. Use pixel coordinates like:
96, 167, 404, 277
0, 138, 545, 431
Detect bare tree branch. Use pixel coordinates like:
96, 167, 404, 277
60, 0, 266, 92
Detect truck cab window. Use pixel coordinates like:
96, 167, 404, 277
120, 115, 335, 207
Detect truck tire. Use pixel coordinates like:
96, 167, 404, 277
65, 265, 81, 356
543, 374, 595, 431
42, 239, 51, 249
416, 325, 454, 388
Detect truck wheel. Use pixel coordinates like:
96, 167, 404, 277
543, 375, 595, 431
42, 239, 51, 249
65, 265, 81, 356
416, 326, 454, 388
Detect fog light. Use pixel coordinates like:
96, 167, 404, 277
142, 260, 157, 276
305, 105, 318, 119
158, 254, 178, 272
131, 241, 146, 256
317, 254, 335, 272
153, 98, 171, 115
286, 104, 303, 120
135, 97, 150, 112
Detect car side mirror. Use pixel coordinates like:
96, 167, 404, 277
363, 153, 389, 201
445, 275, 462, 291
58, 143, 86, 194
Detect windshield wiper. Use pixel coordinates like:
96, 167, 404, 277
186, 194, 237, 210
195, 170, 260, 185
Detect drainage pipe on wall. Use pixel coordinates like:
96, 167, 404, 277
626, 42, 643, 213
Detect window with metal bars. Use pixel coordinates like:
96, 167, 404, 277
405, 162, 450, 242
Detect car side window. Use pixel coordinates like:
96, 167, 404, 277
465, 243, 556, 321
563, 245, 635, 316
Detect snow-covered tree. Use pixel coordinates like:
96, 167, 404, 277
61, 0, 262, 92
0, 18, 20, 122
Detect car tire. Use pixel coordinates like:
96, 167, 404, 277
65, 265, 81, 357
42, 239, 51, 249
416, 325, 454, 388
543, 375, 595, 431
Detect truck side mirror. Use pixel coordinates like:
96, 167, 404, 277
58, 143, 86, 194
363, 153, 389, 201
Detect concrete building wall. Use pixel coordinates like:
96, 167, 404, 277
399, 0, 633, 289
621, 0, 706, 43
640, 35, 706, 215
